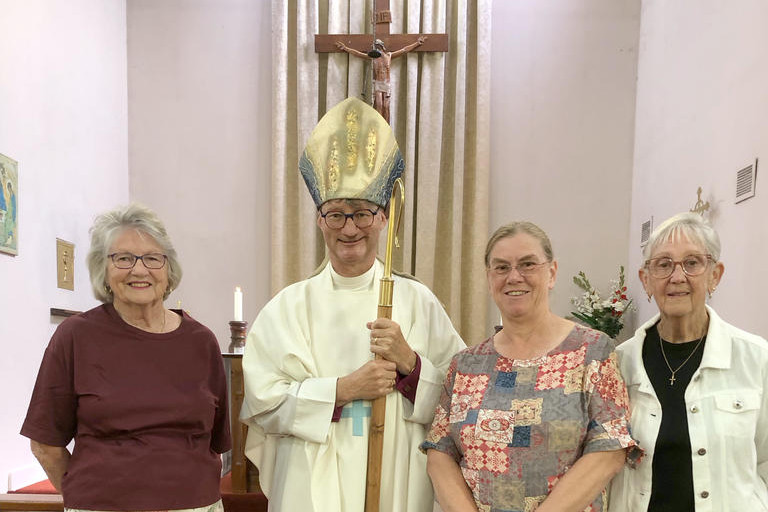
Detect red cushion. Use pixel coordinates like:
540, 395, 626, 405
8, 479, 57, 494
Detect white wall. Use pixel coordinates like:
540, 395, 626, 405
629, 0, 768, 336
127, 0, 272, 350
489, 0, 641, 335
0, 0, 128, 492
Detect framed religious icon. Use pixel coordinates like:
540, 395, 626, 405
0, 153, 18, 255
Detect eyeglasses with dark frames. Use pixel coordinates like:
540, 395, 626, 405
645, 254, 712, 279
109, 252, 168, 270
320, 208, 380, 229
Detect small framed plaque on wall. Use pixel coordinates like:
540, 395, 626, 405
57, 238, 75, 290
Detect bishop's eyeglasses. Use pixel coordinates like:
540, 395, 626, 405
320, 208, 380, 229
645, 254, 712, 279
109, 252, 168, 270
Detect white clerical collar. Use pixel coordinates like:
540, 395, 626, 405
328, 260, 379, 291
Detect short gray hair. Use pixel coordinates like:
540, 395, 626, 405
643, 212, 721, 262
485, 221, 554, 267
86, 203, 182, 303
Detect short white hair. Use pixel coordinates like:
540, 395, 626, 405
643, 212, 721, 262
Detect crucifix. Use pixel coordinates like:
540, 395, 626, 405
315, 0, 449, 123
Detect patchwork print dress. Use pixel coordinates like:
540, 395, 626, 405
422, 325, 638, 512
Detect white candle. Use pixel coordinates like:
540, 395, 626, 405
234, 286, 243, 321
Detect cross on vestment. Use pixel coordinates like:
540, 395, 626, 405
315, 0, 449, 123
341, 400, 372, 436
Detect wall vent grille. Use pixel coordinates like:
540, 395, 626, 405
735, 159, 757, 203
640, 218, 652, 246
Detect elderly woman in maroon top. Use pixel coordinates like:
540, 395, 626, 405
21, 203, 230, 512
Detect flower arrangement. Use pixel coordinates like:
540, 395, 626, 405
570, 266, 634, 339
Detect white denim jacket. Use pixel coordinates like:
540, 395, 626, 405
608, 306, 768, 512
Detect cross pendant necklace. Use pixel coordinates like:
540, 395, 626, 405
659, 330, 705, 386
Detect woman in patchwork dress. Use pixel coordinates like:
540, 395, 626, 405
422, 221, 640, 512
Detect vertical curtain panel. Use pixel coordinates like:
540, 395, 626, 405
271, 0, 491, 344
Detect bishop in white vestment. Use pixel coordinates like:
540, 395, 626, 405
241, 98, 466, 511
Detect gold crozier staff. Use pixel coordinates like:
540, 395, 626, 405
365, 177, 405, 512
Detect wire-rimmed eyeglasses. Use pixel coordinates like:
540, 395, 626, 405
320, 208, 380, 229
109, 252, 168, 270
488, 260, 550, 277
644, 254, 712, 279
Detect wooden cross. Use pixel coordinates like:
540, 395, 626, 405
315, 0, 448, 123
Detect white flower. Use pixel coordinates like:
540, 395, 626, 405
571, 266, 634, 339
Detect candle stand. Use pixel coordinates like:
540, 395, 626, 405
228, 320, 247, 354
223, 319, 260, 494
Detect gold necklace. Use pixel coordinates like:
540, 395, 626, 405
658, 330, 705, 386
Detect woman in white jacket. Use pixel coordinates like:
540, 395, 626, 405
609, 212, 768, 512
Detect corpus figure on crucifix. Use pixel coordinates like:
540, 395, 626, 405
336, 36, 426, 123
315, 0, 448, 125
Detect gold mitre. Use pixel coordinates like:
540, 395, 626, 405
299, 97, 404, 208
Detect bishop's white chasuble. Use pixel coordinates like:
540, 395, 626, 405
241, 260, 465, 511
